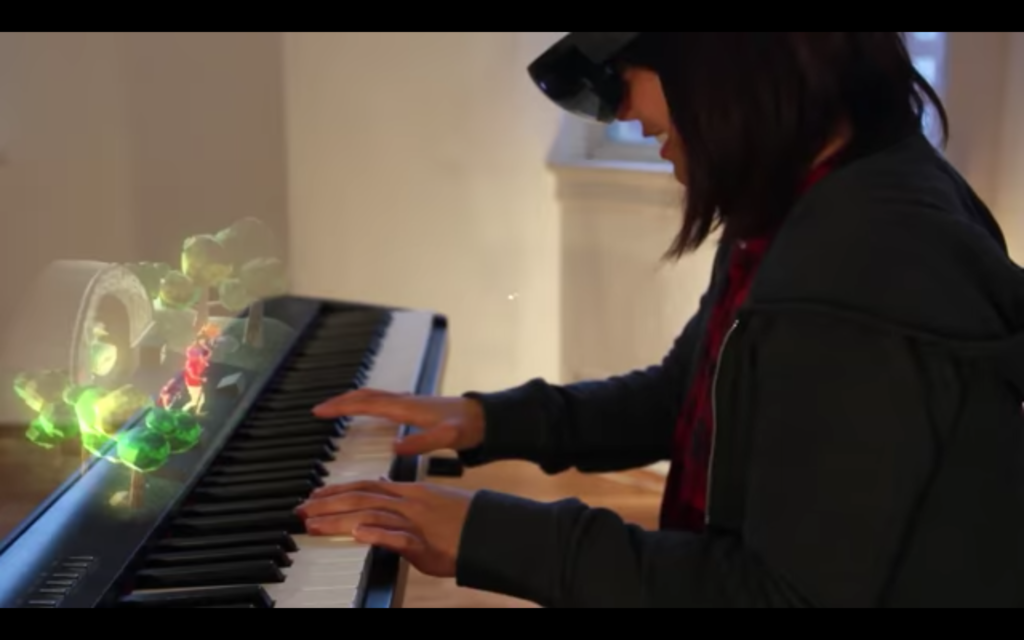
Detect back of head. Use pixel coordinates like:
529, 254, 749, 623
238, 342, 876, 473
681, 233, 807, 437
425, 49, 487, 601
614, 32, 948, 256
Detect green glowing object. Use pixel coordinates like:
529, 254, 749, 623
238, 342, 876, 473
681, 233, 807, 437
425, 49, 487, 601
70, 385, 105, 436
127, 262, 172, 301
116, 429, 170, 473
26, 408, 69, 449
82, 429, 115, 459
218, 277, 252, 312
216, 217, 277, 270
182, 234, 233, 287
159, 270, 201, 310
26, 420, 59, 448
13, 369, 70, 413
90, 340, 118, 377
240, 257, 287, 298
145, 408, 203, 454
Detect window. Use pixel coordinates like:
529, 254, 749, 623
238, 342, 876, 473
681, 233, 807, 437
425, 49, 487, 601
586, 32, 948, 162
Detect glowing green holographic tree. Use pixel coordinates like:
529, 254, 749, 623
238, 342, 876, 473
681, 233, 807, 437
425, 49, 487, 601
13, 373, 203, 505
115, 406, 203, 506
215, 218, 284, 347
181, 234, 234, 332
14, 369, 78, 450
218, 257, 287, 348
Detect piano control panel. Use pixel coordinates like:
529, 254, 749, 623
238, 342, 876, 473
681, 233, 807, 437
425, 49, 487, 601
0, 296, 448, 609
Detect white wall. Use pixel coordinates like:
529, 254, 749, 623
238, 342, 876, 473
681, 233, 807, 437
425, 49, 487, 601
282, 32, 563, 394
992, 32, 1024, 256
0, 31, 1019, 410
0, 32, 288, 417
943, 32, 1024, 258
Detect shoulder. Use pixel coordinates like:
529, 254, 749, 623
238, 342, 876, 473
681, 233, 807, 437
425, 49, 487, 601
750, 134, 1022, 340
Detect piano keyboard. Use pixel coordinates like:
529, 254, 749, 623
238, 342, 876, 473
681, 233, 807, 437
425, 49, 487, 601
0, 298, 447, 609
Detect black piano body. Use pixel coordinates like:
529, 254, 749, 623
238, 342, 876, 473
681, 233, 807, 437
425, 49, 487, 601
0, 296, 448, 609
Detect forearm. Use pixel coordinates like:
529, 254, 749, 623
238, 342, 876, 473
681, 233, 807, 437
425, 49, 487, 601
455, 491, 807, 608
458, 370, 681, 474
457, 246, 725, 474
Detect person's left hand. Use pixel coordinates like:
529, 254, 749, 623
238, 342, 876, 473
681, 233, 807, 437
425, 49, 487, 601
295, 480, 476, 578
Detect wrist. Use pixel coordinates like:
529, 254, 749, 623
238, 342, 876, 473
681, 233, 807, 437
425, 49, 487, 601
461, 397, 487, 449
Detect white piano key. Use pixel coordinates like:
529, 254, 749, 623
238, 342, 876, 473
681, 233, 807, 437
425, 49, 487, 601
264, 309, 433, 609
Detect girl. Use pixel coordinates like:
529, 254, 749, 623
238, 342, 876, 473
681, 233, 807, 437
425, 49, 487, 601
298, 33, 1024, 608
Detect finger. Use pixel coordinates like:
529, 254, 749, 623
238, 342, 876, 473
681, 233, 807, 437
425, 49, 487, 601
306, 509, 414, 536
307, 480, 413, 501
352, 526, 427, 556
296, 490, 407, 519
312, 391, 426, 424
311, 388, 393, 416
393, 422, 459, 456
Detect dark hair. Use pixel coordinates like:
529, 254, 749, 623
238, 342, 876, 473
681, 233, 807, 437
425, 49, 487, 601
615, 32, 949, 257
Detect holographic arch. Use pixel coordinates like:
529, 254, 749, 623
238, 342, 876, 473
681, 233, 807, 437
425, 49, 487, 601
2, 261, 155, 388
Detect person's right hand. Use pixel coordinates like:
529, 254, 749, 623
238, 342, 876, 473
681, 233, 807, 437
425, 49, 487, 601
312, 389, 486, 456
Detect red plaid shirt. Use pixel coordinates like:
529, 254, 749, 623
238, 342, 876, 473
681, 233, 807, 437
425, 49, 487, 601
660, 163, 834, 532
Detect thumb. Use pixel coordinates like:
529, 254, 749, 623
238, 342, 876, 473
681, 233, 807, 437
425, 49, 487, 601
393, 421, 459, 456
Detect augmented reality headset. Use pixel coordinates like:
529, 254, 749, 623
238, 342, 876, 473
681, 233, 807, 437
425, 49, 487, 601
527, 32, 640, 123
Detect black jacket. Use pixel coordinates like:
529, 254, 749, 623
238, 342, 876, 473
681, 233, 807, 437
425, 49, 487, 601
453, 133, 1024, 608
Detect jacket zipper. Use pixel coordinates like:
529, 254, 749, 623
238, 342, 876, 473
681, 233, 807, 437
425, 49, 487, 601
706, 318, 740, 526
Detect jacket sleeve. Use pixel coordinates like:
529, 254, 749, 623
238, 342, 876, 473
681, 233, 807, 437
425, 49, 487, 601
456, 317, 702, 474
455, 245, 728, 475
454, 313, 942, 607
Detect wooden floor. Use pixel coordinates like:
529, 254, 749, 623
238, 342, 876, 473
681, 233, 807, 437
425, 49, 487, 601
402, 460, 665, 608
0, 431, 83, 541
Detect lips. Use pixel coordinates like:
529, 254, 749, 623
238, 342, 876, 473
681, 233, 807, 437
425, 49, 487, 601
656, 133, 669, 158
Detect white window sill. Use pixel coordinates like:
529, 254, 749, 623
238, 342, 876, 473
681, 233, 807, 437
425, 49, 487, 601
547, 115, 683, 210
548, 156, 683, 211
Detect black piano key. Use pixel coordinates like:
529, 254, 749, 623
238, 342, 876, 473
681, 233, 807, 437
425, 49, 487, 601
280, 365, 365, 379
277, 366, 367, 380
144, 544, 293, 568
225, 435, 337, 452
193, 480, 316, 502
134, 560, 285, 590
302, 327, 379, 341
266, 381, 355, 395
201, 604, 257, 608
217, 444, 335, 464
206, 459, 328, 478
235, 423, 342, 440
297, 350, 370, 362
287, 358, 366, 371
272, 367, 368, 384
119, 585, 275, 609
255, 393, 350, 410
311, 314, 381, 328
276, 364, 367, 379
288, 350, 368, 364
244, 409, 335, 424
258, 387, 358, 401
312, 318, 384, 332
180, 496, 305, 517
172, 511, 306, 535
201, 468, 325, 488
156, 531, 298, 553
